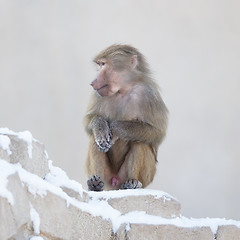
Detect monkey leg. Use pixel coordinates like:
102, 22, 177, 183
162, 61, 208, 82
118, 142, 157, 189
86, 136, 113, 191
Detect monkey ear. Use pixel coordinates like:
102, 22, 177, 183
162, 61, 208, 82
131, 55, 138, 69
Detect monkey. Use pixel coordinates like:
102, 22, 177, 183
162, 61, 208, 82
84, 44, 168, 191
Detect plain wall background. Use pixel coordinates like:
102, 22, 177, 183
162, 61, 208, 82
0, 0, 239, 220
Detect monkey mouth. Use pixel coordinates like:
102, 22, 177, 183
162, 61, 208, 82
97, 85, 108, 91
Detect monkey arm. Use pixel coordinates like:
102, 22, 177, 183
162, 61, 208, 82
89, 115, 108, 132
110, 120, 164, 145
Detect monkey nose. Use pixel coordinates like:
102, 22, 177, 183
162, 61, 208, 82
90, 79, 96, 87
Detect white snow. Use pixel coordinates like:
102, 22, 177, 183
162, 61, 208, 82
0, 128, 16, 135
45, 160, 84, 198
29, 237, 44, 240
0, 135, 12, 155
30, 203, 41, 235
18, 131, 33, 158
0, 160, 16, 204
88, 188, 175, 201
110, 211, 240, 234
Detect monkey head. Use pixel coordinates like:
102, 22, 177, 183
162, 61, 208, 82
90, 44, 147, 97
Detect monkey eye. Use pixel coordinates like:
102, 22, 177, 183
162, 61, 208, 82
97, 61, 106, 67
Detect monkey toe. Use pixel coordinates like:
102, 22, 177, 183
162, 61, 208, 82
87, 175, 104, 191
122, 179, 142, 189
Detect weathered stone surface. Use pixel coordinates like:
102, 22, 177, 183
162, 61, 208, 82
7, 173, 31, 229
108, 194, 180, 218
1, 129, 240, 240
0, 197, 16, 239
118, 224, 214, 240
0, 173, 32, 239
9, 135, 49, 178
0, 133, 49, 178
8, 223, 33, 240
216, 225, 240, 240
60, 186, 89, 202
29, 191, 113, 240
67, 204, 113, 240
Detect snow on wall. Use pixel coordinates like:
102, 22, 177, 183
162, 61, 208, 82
0, 128, 240, 238
0, 158, 239, 234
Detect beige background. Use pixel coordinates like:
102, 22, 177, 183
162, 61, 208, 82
0, 0, 239, 219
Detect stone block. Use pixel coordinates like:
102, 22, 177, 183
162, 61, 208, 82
0, 197, 16, 239
29, 191, 113, 240
0, 134, 49, 178
117, 224, 214, 240
60, 186, 89, 202
108, 194, 180, 218
7, 173, 31, 229
67, 204, 113, 240
0, 173, 31, 239
8, 223, 33, 240
216, 225, 240, 240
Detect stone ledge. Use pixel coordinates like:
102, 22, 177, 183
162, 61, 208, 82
0, 129, 240, 240
216, 225, 240, 240
107, 194, 180, 218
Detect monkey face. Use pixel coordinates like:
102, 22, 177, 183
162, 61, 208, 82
91, 59, 127, 97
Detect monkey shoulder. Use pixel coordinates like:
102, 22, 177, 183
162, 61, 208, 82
129, 84, 161, 108
122, 84, 163, 122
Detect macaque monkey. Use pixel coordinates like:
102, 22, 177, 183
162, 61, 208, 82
84, 44, 168, 191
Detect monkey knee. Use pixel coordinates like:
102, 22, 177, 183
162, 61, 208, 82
125, 143, 156, 186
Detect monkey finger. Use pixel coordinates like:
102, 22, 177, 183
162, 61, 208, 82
109, 130, 113, 138
97, 142, 109, 152
99, 146, 110, 152
99, 142, 112, 152
107, 138, 113, 145
107, 135, 111, 143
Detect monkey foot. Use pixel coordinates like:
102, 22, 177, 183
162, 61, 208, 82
87, 175, 104, 191
122, 179, 142, 189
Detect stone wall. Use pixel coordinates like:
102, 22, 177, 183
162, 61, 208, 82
0, 128, 239, 240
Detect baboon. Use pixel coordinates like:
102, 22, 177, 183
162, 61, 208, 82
84, 44, 168, 191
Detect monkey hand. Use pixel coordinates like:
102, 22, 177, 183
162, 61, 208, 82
94, 130, 113, 152
93, 123, 113, 152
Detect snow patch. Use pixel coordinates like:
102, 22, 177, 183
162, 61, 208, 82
0, 128, 16, 135
0, 135, 12, 155
110, 211, 240, 234
29, 237, 44, 240
0, 160, 16, 204
45, 160, 84, 198
87, 188, 175, 201
18, 131, 33, 158
30, 203, 41, 235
